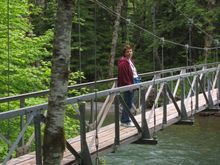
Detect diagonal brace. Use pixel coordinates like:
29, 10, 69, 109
166, 84, 182, 117
197, 77, 209, 105
66, 141, 81, 164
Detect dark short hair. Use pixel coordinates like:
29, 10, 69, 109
122, 45, 132, 56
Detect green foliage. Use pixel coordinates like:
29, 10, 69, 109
69, 71, 86, 85
65, 105, 80, 139
0, 144, 8, 162
29, 0, 57, 35
69, 0, 220, 78
71, 0, 114, 80
0, 0, 53, 97
0, 0, 220, 163
0, 0, 79, 162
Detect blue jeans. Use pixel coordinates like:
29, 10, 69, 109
121, 90, 134, 123
120, 76, 140, 123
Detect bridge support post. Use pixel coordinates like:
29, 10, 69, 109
180, 78, 187, 120
141, 89, 150, 139
163, 83, 167, 125
202, 69, 207, 92
134, 89, 157, 145
79, 102, 92, 165
208, 78, 214, 107
19, 98, 25, 147
197, 75, 209, 105
203, 71, 220, 112
195, 76, 199, 111
34, 113, 42, 165
114, 95, 120, 148
87, 99, 95, 132
218, 70, 220, 101
176, 78, 194, 125
16, 98, 28, 157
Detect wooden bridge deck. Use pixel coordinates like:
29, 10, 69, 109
5, 89, 218, 165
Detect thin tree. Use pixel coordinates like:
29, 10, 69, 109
108, 0, 123, 78
121, 0, 128, 44
151, 2, 161, 70
43, 0, 73, 164
203, 0, 216, 63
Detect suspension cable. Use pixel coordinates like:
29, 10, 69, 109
161, 37, 165, 72
7, 0, 10, 97
7, 0, 11, 149
93, 0, 220, 50
152, 37, 158, 139
94, 2, 99, 164
215, 40, 219, 100
186, 45, 194, 116
185, 44, 189, 66
161, 37, 165, 128
188, 19, 194, 117
188, 19, 193, 66
78, 0, 82, 83
167, 0, 213, 40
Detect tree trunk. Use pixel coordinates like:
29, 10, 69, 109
151, 2, 160, 70
203, 0, 216, 63
108, 0, 123, 78
121, 0, 128, 44
43, 0, 73, 164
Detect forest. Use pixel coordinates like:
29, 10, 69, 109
0, 0, 220, 163
1, 0, 220, 96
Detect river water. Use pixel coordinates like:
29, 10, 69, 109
100, 115, 220, 165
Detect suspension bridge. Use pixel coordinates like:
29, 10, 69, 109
0, 62, 220, 165
2, 0, 220, 164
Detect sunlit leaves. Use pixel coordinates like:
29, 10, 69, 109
0, 0, 53, 96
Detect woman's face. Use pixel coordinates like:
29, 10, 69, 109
124, 48, 133, 59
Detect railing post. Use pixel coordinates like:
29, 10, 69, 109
20, 98, 25, 147
171, 72, 174, 92
218, 70, 220, 101
114, 95, 120, 147
163, 83, 167, 125
208, 76, 214, 106
203, 73, 206, 92
195, 76, 199, 111
141, 89, 151, 139
180, 78, 187, 119
34, 113, 42, 165
80, 102, 92, 165
87, 99, 94, 131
